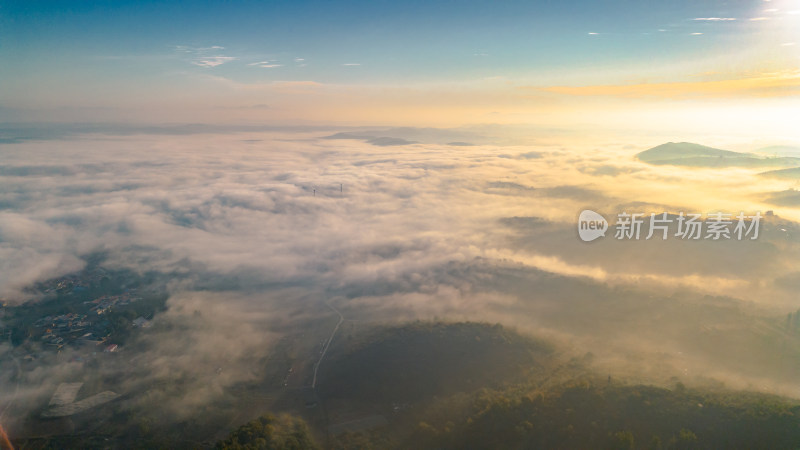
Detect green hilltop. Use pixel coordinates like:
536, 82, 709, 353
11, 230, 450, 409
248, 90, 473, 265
637, 142, 800, 168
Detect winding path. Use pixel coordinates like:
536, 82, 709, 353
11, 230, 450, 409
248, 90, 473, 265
311, 301, 343, 389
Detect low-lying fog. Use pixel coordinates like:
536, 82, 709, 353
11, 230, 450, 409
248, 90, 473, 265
2, 125, 800, 427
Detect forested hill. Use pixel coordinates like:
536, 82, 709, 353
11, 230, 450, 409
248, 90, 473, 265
402, 381, 800, 449
213, 321, 800, 449
318, 321, 555, 403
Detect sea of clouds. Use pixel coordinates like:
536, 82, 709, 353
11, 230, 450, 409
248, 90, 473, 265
2, 125, 800, 433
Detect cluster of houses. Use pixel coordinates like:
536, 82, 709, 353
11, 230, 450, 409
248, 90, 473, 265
0, 272, 160, 377
37, 268, 109, 294
37, 313, 113, 349
86, 291, 141, 315
31, 291, 147, 352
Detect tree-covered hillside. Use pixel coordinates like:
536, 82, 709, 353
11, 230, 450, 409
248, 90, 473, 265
401, 381, 800, 449
318, 321, 555, 404
215, 414, 317, 450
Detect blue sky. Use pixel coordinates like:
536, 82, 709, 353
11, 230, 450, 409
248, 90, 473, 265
1, 0, 797, 128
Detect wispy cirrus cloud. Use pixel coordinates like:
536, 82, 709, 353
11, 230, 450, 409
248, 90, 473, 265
193, 56, 237, 68
247, 61, 283, 68
174, 45, 226, 53
174, 45, 237, 68
693, 17, 737, 21
194, 74, 323, 93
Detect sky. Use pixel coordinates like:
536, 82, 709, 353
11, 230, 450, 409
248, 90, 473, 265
1, 0, 798, 133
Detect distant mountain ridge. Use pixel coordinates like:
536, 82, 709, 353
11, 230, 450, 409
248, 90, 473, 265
637, 142, 800, 168
760, 167, 800, 180
755, 145, 800, 158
